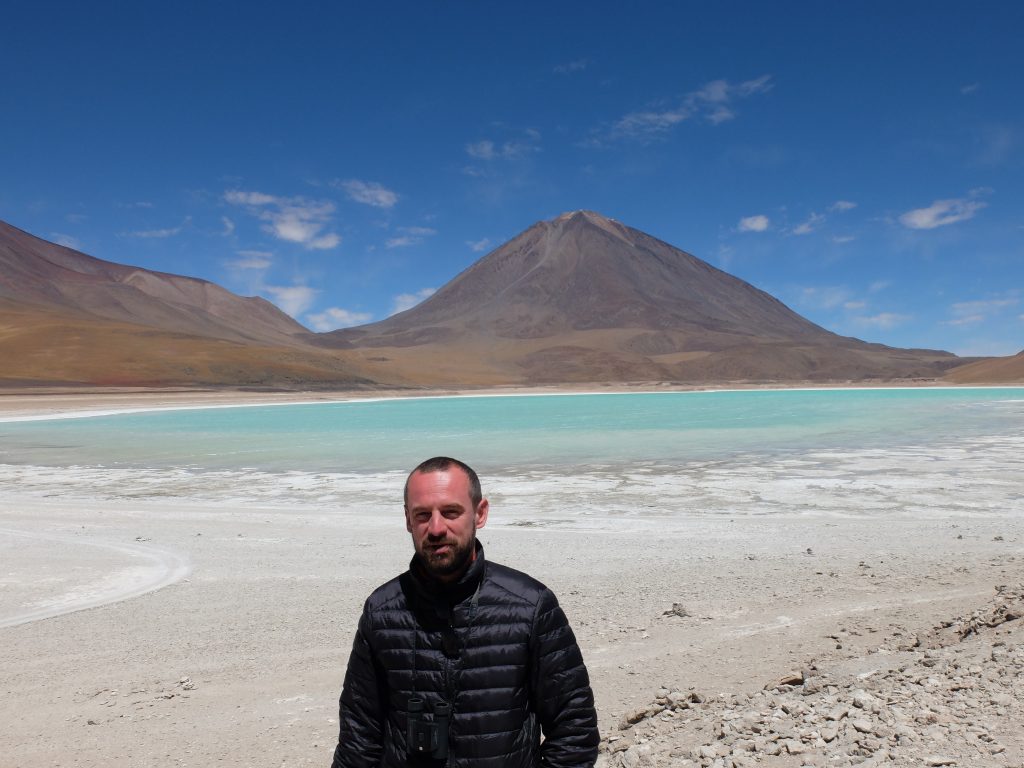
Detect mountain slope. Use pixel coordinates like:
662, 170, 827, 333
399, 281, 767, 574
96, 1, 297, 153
0, 219, 308, 346
944, 351, 1024, 383
318, 211, 961, 384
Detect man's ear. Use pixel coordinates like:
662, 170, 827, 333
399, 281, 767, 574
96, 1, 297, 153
404, 506, 412, 533
475, 498, 489, 530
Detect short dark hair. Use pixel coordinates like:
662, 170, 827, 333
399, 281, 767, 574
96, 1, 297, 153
404, 456, 483, 508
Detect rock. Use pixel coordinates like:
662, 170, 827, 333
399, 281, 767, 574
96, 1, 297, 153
851, 690, 876, 710
621, 744, 653, 768
826, 705, 849, 721
765, 671, 804, 690
851, 719, 874, 734
662, 603, 690, 618
610, 739, 631, 754
619, 705, 663, 729
666, 690, 690, 708
783, 739, 806, 754
924, 757, 956, 767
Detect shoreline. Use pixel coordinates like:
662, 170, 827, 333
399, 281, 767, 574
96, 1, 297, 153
0, 381, 1017, 422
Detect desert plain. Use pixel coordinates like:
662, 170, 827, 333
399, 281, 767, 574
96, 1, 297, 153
1, 389, 1022, 768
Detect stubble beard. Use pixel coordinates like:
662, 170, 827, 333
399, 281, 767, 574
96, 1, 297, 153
419, 534, 474, 580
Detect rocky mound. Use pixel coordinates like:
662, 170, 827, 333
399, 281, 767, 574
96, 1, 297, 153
601, 585, 1024, 767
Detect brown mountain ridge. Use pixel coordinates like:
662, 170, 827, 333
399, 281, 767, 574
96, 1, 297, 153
0, 220, 372, 388
316, 211, 968, 384
1, 212, 1012, 388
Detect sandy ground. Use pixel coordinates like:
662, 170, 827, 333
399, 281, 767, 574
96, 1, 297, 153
1, 390, 1022, 767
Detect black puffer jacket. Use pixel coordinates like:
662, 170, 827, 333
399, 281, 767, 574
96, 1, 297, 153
332, 544, 599, 767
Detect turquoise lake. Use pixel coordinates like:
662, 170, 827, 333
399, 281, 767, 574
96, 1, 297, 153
2, 388, 1022, 473
1, 388, 1022, 521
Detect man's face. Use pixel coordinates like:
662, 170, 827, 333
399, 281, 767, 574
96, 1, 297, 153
405, 468, 489, 582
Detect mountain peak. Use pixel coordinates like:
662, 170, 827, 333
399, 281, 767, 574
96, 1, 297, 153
553, 209, 617, 224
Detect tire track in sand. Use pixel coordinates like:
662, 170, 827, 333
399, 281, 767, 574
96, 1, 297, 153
0, 527, 191, 629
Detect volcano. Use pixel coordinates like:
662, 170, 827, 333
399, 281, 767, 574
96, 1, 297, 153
317, 211, 961, 384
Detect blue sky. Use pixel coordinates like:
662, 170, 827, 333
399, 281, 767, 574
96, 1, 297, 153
2, 2, 1022, 356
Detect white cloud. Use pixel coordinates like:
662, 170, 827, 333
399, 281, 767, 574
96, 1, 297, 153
852, 312, 911, 330
952, 298, 1016, 315
738, 214, 769, 232
265, 202, 334, 243
829, 200, 857, 212
696, 79, 731, 103
336, 179, 399, 209
224, 190, 278, 206
392, 288, 436, 314
51, 233, 82, 250
466, 140, 496, 160
120, 217, 191, 238
843, 301, 866, 310
868, 280, 890, 293
961, 83, 980, 95
800, 286, 850, 310
221, 216, 235, 236
899, 197, 987, 230
610, 108, 690, 139
227, 250, 273, 270
467, 238, 491, 253
735, 74, 773, 97
598, 75, 772, 142
945, 297, 1018, 328
554, 58, 590, 74
224, 190, 340, 250
707, 106, 735, 125
944, 314, 985, 327
263, 285, 318, 317
792, 212, 825, 235
115, 201, 154, 209
832, 235, 856, 244
466, 135, 540, 161
308, 233, 341, 250
305, 307, 373, 331
385, 226, 437, 248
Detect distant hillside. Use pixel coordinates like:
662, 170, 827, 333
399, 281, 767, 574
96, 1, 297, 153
1, 213, 997, 389
944, 351, 1024, 384
316, 211, 962, 384
0, 219, 308, 346
0, 220, 372, 388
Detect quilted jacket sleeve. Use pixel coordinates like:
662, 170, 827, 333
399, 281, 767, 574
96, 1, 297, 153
531, 588, 600, 768
331, 603, 387, 768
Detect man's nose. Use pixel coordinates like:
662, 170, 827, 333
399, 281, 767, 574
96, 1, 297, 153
426, 510, 447, 536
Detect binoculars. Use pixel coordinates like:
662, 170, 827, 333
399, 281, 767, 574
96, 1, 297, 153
407, 697, 451, 759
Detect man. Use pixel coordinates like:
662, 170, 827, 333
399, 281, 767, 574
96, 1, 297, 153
331, 456, 599, 767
